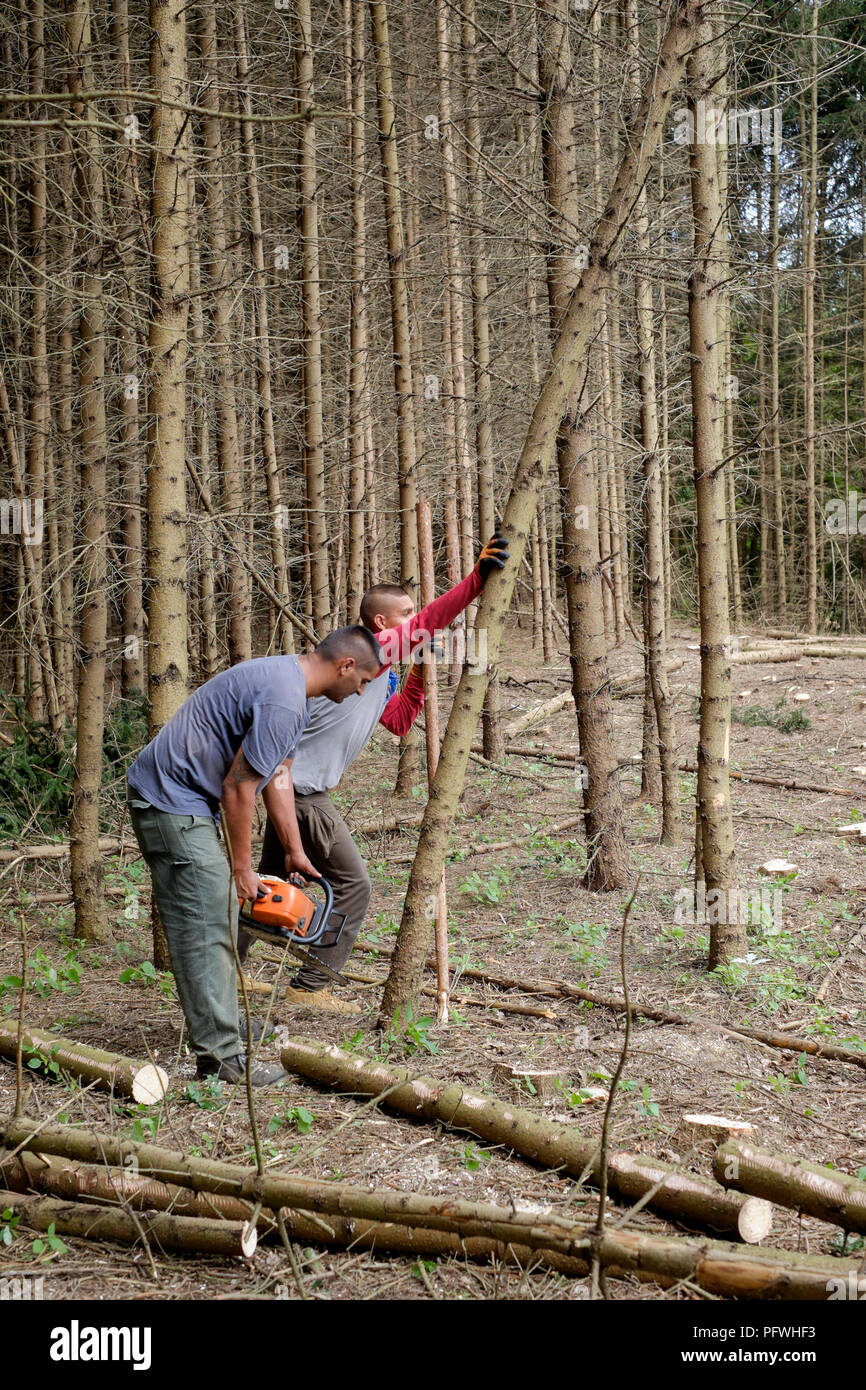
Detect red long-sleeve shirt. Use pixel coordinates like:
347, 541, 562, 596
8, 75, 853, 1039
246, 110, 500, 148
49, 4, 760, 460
375, 569, 482, 737
375, 569, 482, 670
378, 665, 426, 737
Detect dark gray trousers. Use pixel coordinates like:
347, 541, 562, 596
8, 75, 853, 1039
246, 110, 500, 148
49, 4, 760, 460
256, 791, 371, 990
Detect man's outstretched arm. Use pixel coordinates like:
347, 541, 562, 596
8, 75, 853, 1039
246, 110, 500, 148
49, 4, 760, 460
376, 534, 509, 667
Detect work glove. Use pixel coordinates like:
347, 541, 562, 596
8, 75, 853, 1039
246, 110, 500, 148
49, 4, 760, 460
475, 533, 509, 584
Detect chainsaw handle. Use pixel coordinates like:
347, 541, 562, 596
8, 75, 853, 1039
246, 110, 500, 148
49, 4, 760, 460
288, 870, 334, 931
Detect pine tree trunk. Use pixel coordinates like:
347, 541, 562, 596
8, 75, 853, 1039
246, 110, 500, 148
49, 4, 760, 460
687, 15, 743, 967
197, 2, 250, 664
113, 0, 145, 698
292, 0, 329, 635
66, 0, 109, 943
539, 0, 629, 889
623, 0, 679, 844
345, 0, 367, 621
369, 0, 419, 597
769, 71, 786, 618
802, 0, 819, 633
147, 0, 192, 965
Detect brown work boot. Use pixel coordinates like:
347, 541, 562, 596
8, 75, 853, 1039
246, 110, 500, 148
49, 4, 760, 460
282, 985, 362, 1016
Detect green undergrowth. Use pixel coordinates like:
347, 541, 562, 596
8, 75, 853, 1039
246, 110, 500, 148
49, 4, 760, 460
0, 689, 147, 839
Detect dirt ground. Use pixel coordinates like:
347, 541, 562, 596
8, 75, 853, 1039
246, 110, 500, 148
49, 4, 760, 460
1, 626, 865, 1302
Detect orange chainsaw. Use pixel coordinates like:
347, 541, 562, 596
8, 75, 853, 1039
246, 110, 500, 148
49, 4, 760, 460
238, 873, 348, 983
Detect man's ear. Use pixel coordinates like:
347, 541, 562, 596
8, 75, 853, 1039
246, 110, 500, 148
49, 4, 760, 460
337, 656, 357, 676
370, 612, 389, 633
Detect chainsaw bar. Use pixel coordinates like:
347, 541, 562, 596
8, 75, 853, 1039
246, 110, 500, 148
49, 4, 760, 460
282, 939, 350, 987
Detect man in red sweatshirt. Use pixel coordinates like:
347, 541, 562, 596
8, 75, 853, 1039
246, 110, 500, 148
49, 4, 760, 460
241, 535, 508, 1013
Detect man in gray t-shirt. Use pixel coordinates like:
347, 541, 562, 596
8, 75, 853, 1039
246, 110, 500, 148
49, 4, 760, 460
249, 535, 509, 1012
126, 627, 381, 1085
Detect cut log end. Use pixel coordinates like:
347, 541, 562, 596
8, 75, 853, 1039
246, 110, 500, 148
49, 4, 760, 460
241, 1220, 258, 1259
131, 1064, 169, 1107
759, 859, 798, 877
683, 1113, 759, 1143
736, 1196, 774, 1245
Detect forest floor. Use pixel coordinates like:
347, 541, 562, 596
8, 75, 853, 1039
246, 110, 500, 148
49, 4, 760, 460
1, 624, 865, 1302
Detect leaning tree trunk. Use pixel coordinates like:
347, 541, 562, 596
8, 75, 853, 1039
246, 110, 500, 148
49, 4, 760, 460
67, 0, 109, 944
687, 16, 742, 966
539, 0, 629, 890
379, 0, 701, 1023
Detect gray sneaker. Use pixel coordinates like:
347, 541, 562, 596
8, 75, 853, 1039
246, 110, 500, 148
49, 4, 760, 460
196, 1053, 287, 1087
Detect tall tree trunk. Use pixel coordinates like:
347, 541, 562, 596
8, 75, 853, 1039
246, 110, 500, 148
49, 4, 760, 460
235, 2, 294, 646
292, 0, 328, 636
369, 0, 419, 598
802, 0, 819, 632
345, 0, 367, 621
769, 71, 786, 618
437, 0, 474, 585
687, 15, 743, 967
464, 0, 504, 751
197, 2, 251, 664
67, 0, 108, 943
112, 0, 144, 698
623, 0, 679, 844
539, 0, 629, 889
24, 0, 49, 722
147, 0, 192, 964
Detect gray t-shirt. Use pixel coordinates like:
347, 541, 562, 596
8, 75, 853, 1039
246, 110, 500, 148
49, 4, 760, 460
127, 656, 310, 816
291, 668, 394, 795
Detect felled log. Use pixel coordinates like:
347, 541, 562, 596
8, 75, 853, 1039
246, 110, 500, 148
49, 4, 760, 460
389, 814, 584, 866
472, 968, 866, 1072
678, 764, 859, 797
278, 1039, 772, 1242
0, 837, 136, 863
4, 1119, 857, 1297
0, 1113, 680, 1262
731, 647, 804, 665
0, 1188, 257, 1257
504, 689, 574, 741
0, 1150, 592, 1280
715, 1140, 866, 1234
0, 1022, 168, 1104
353, 949, 866, 1074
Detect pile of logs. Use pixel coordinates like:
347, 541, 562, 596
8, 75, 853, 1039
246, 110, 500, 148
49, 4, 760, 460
3, 1024, 866, 1297
2, 1110, 866, 1297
